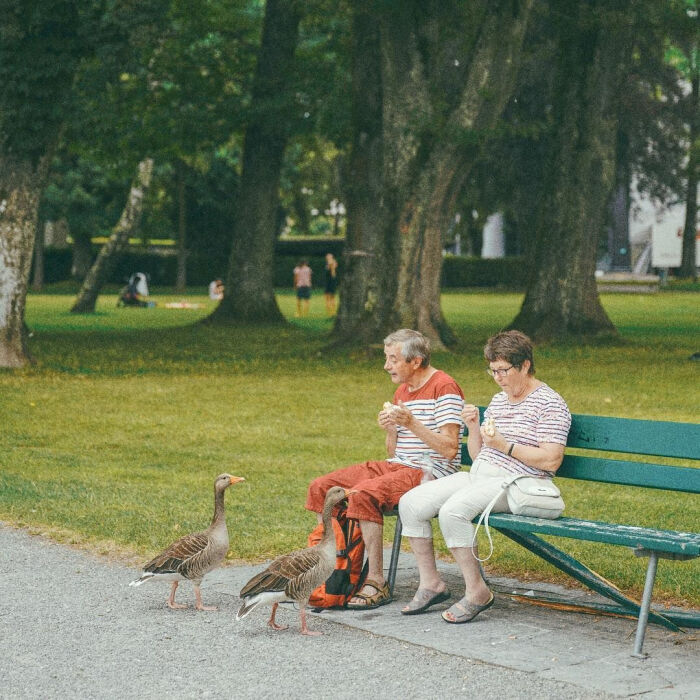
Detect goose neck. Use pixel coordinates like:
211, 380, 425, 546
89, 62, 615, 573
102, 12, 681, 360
210, 488, 226, 528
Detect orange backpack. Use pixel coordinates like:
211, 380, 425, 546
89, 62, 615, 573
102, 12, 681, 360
307, 508, 368, 609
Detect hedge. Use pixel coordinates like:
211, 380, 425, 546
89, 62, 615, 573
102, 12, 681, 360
38, 246, 525, 289
441, 255, 527, 288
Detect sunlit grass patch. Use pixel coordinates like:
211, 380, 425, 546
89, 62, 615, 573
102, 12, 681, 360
0, 288, 697, 605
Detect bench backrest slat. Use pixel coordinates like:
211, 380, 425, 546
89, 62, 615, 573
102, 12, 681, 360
462, 409, 699, 492
567, 415, 700, 459
557, 456, 700, 493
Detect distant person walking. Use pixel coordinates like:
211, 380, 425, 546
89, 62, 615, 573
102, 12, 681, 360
324, 253, 339, 316
293, 260, 312, 317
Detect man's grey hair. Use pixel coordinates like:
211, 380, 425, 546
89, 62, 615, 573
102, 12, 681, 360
383, 329, 431, 368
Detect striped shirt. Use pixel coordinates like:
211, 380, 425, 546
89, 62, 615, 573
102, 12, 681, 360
388, 370, 465, 477
480, 384, 571, 477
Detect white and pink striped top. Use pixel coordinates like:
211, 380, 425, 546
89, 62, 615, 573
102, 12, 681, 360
388, 370, 465, 477
481, 384, 571, 477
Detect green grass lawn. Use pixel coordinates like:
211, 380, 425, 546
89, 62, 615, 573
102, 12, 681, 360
1, 287, 698, 606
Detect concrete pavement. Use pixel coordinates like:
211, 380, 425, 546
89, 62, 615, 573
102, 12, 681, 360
1, 524, 697, 699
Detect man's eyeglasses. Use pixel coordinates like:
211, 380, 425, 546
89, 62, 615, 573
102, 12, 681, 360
486, 365, 514, 377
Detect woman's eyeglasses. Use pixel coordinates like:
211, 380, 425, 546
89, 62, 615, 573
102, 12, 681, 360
486, 365, 514, 377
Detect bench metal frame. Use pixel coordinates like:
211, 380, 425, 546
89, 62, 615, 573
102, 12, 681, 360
385, 412, 700, 657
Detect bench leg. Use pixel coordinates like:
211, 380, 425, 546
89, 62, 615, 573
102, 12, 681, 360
496, 528, 679, 632
386, 515, 403, 596
633, 552, 658, 659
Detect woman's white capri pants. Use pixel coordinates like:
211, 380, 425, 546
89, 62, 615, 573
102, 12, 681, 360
398, 458, 512, 549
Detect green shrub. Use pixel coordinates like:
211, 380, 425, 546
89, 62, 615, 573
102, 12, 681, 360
442, 255, 527, 288
41, 244, 530, 290
40, 238, 347, 287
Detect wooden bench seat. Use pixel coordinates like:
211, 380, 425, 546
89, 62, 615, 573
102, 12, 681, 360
384, 411, 700, 656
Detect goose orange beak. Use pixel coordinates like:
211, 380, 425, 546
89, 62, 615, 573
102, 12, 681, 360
229, 476, 246, 484
344, 488, 359, 497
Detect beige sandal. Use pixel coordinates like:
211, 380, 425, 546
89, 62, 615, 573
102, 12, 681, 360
442, 592, 494, 623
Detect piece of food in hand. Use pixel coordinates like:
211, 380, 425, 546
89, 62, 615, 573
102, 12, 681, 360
383, 401, 393, 410
483, 417, 496, 437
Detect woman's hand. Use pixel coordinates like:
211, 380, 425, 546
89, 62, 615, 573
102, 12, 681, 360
461, 403, 480, 428
479, 424, 508, 453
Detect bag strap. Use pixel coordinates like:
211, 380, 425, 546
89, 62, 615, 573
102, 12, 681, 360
470, 474, 524, 562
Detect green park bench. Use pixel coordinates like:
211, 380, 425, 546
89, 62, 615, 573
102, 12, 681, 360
385, 411, 700, 657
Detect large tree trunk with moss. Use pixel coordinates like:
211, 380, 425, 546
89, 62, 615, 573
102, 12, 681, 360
0, 156, 50, 367
509, 1, 632, 341
71, 159, 154, 313
334, 0, 533, 349
678, 69, 698, 281
332, 8, 396, 346
0, 0, 85, 367
208, 0, 301, 324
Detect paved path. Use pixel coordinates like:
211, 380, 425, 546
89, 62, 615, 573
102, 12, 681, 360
1, 524, 697, 699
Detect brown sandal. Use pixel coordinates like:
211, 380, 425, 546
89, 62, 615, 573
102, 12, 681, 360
346, 578, 392, 609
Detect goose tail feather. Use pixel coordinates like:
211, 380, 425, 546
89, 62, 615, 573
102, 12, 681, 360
129, 573, 155, 587
236, 597, 262, 621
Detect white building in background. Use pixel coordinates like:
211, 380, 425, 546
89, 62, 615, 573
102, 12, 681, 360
629, 186, 699, 273
481, 212, 505, 258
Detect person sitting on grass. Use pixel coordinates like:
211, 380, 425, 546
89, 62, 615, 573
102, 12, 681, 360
117, 277, 147, 307
305, 328, 465, 609
398, 330, 571, 623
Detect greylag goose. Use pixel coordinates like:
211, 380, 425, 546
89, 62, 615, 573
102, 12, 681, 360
129, 473, 245, 610
236, 485, 353, 635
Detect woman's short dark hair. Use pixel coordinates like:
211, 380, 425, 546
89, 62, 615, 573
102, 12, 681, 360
484, 330, 535, 374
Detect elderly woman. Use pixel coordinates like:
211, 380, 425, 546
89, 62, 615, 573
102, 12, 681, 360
398, 330, 571, 623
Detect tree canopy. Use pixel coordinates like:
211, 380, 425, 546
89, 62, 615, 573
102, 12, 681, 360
1, 0, 697, 366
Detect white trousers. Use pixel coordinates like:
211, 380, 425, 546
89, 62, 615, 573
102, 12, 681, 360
398, 458, 511, 548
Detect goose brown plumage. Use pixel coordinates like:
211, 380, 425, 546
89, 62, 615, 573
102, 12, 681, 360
236, 485, 353, 635
129, 473, 245, 610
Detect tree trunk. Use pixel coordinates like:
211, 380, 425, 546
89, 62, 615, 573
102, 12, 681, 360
333, 0, 533, 348
175, 161, 187, 292
208, 0, 301, 325
678, 69, 698, 280
71, 233, 93, 280
31, 221, 45, 291
0, 156, 50, 367
70, 159, 154, 313
331, 7, 397, 346
509, 1, 632, 342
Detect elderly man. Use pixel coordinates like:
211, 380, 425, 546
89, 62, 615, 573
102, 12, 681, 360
305, 329, 464, 609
